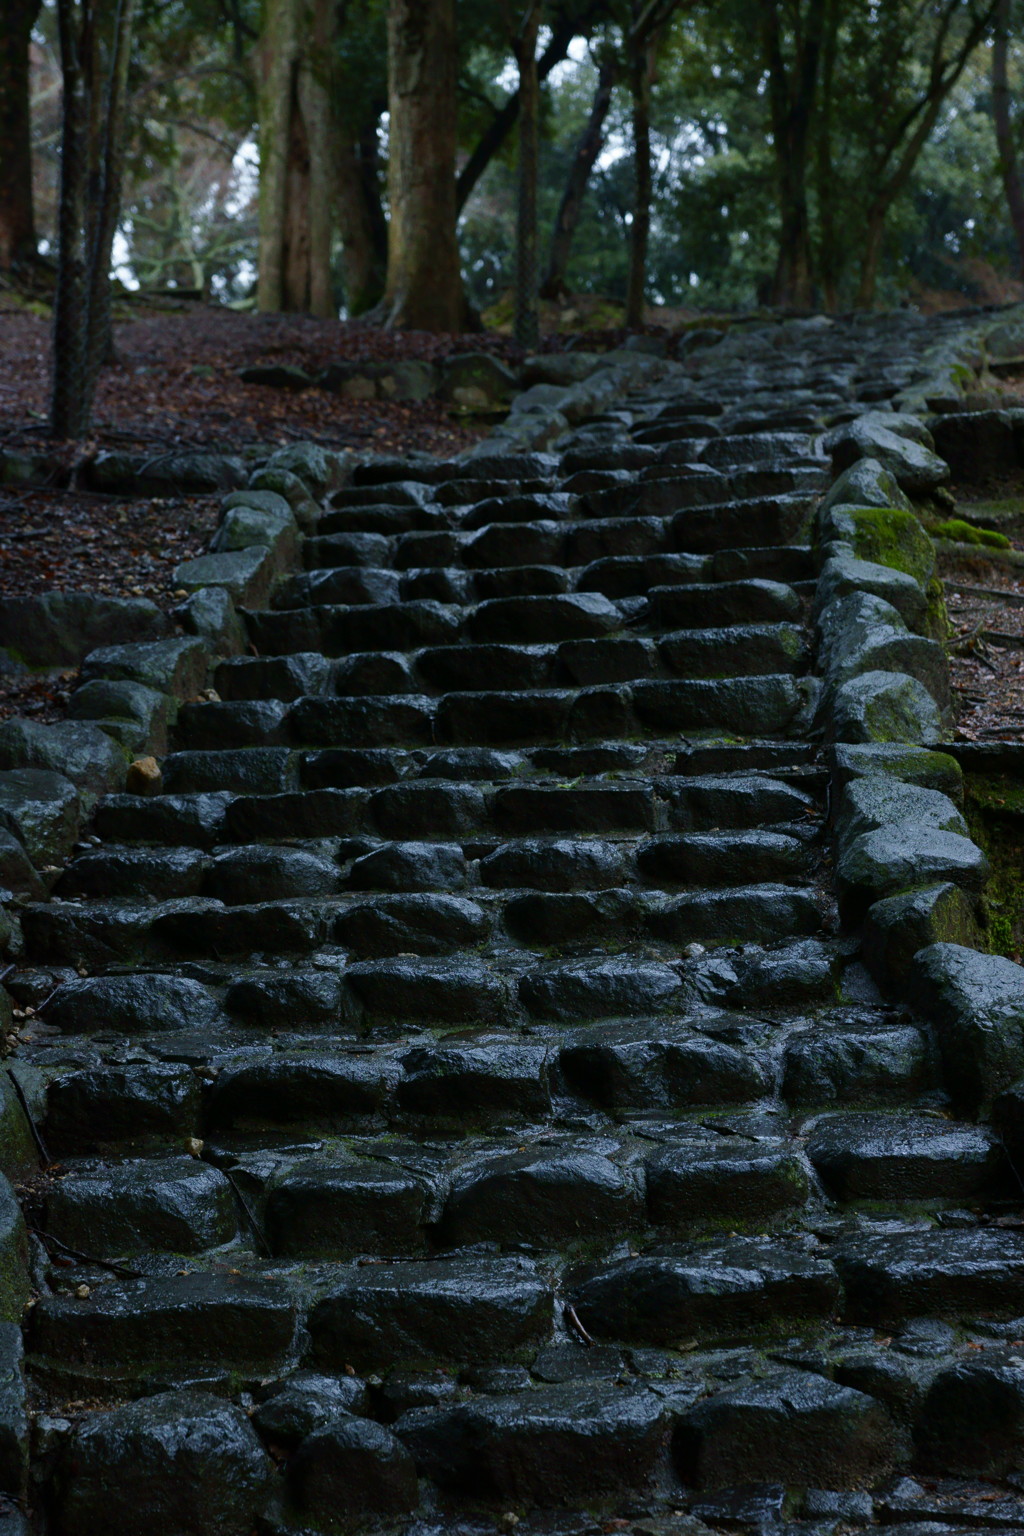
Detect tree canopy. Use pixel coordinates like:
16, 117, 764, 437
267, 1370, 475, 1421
8, 0, 1024, 434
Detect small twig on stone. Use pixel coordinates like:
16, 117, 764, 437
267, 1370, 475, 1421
28, 1226, 142, 1279
563, 1303, 595, 1347
5, 1068, 51, 1164
220, 1166, 272, 1257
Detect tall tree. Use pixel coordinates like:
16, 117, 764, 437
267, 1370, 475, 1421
759, 0, 828, 309
540, 47, 618, 298
334, 123, 387, 315
51, 0, 137, 438
514, 2, 541, 346
849, 0, 999, 305
455, 4, 601, 216
992, 0, 1024, 276
256, 0, 334, 314
333, 0, 388, 315
381, 0, 462, 329
0, 0, 42, 270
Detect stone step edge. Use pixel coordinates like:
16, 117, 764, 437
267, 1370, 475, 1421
808, 342, 1024, 1117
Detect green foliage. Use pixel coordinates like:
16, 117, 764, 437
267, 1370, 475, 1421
32, 0, 1024, 315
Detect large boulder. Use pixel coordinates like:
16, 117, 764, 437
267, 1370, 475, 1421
0, 593, 166, 670
830, 671, 942, 745
0, 720, 125, 804
907, 943, 1024, 1111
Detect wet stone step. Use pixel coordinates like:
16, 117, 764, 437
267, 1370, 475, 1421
395, 1382, 666, 1504
805, 1113, 1005, 1202
834, 1228, 1024, 1325
43, 1061, 203, 1156
649, 579, 802, 628
41, 1156, 238, 1257
569, 1237, 841, 1346
160, 747, 295, 795
306, 1256, 552, 1372
28, 1274, 299, 1388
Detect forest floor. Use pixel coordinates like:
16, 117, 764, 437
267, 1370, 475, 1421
1, 299, 1022, 741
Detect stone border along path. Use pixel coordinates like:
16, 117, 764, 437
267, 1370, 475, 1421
0, 309, 1023, 1533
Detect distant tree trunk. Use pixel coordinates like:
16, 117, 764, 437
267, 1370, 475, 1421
761, 0, 827, 309
335, 128, 387, 315
852, 0, 999, 308
514, 5, 541, 349
0, 0, 41, 269
300, 0, 334, 317
51, 0, 91, 438
382, 0, 461, 330
541, 53, 617, 299
256, 0, 298, 310
993, 0, 1024, 277
625, 17, 654, 328
855, 204, 887, 308
51, 0, 136, 439
257, 0, 333, 315
813, 0, 840, 309
84, 0, 135, 376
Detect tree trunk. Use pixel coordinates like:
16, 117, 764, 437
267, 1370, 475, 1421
541, 54, 617, 299
852, 0, 999, 307
256, 0, 298, 310
761, 0, 827, 310
854, 202, 886, 309
514, 6, 541, 349
51, 0, 91, 438
993, 0, 1024, 277
50, 0, 137, 437
298, 0, 335, 317
382, 0, 461, 330
625, 23, 653, 329
813, 0, 840, 309
335, 132, 386, 315
84, 0, 136, 380
0, 0, 41, 269
257, 0, 335, 315
281, 85, 312, 310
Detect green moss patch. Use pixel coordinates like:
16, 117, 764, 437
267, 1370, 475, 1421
844, 506, 936, 585
964, 773, 1024, 962
932, 519, 1012, 549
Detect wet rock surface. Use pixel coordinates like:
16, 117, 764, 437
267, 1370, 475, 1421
5, 310, 1024, 1533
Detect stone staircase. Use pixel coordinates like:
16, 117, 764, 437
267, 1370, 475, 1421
7, 313, 1024, 1535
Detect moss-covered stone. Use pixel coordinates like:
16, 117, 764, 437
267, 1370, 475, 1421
831, 743, 964, 803
830, 671, 942, 745
0, 1077, 38, 1181
841, 506, 937, 585
964, 774, 1024, 962
0, 1177, 29, 1325
923, 574, 950, 644
932, 518, 1013, 549
863, 883, 984, 992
